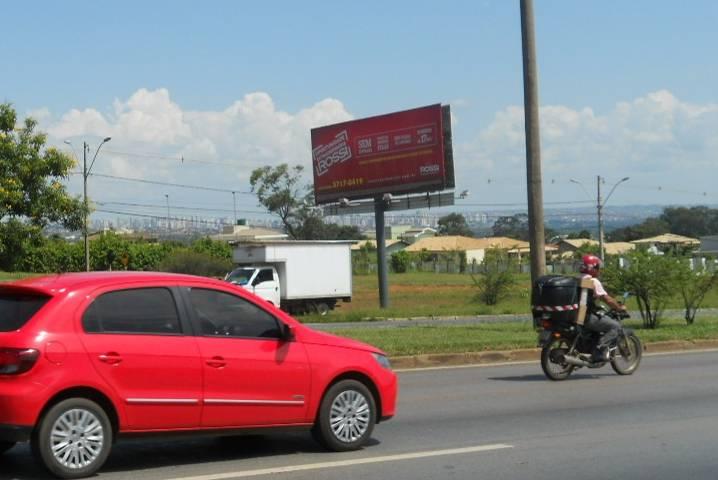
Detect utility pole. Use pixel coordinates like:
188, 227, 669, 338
232, 191, 237, 226
83, 142, 89, 272
374, 196, 390, 308
520, 0, 546, 285
597, 175, 605, 261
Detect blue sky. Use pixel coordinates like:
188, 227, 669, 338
2, 0, 717, 223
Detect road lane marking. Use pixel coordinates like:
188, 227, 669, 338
169, 444, 513, 480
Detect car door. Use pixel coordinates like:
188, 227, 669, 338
79, 286, 203, 430
183, 286, 311, 428
251, 267, 281, 307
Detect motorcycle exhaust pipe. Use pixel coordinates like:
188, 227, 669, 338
561, 355, 591, 368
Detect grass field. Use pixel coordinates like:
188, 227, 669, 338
303, 272, 718, 323
332, 316, 718, 357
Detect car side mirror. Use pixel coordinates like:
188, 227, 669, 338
280, 323, 295, 342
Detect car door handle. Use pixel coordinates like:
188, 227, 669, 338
206, 356, 227, 368
98, 352, 122, 365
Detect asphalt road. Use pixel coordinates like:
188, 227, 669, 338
3, 350, 718, 480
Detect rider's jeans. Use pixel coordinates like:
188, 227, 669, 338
584, 314, 621, 349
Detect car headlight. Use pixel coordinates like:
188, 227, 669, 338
372, 352, 391, 369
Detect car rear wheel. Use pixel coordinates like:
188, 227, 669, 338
0, 441, 15, 455
312, 379, 376, 452
33, 398, 113, 479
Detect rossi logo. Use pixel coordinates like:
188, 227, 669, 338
419, 164, 440, 176
313, 130, 352, 177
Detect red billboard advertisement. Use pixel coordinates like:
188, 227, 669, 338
311, 104, 454, 204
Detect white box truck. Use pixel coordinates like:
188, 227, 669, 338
226, 240, 353, 315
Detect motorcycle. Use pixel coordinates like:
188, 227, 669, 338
537, 302, 643, 381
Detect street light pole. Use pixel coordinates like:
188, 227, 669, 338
81, 137, 111, 272
571, 176, 629, 261
165, 194, 171, 235
232, 191, 237, 226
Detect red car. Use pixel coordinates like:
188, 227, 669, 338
0, 272, 397, 479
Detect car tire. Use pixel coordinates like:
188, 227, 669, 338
33, 398, 113, 479
312, 379, 376, 452
0, 441, 15, 455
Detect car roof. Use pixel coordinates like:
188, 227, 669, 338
8, 271, 225, 295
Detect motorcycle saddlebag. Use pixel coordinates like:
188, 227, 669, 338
531, 275, 580, 328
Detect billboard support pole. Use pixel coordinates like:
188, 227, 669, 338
374, 197, 390, 308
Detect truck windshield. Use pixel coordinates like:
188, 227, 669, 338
225, 268, 255, 286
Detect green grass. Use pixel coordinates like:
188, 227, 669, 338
332, 316, 718, 357
0, 272, 36, 282
301, 271, 718, 323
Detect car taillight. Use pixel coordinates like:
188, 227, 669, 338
0, 348, 40, 375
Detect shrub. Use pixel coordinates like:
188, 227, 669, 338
471, 248, 516, 305
390, 250, 411, 273
158, 249, 233, 278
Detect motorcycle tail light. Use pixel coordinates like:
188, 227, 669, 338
552, 332, 562, 339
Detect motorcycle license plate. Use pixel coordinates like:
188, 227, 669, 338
537, 330, 552, 346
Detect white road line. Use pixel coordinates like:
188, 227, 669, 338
169, 444, 513, 480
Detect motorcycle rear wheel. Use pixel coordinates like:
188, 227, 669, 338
541, 339, 575, 381
610, 333, 642, 375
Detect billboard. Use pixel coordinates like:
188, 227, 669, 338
311, 104, 454, 205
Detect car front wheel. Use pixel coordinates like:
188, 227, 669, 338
313, 379, 376, 452
33, 398, 113, 479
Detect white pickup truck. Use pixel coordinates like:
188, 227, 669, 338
226, 241, 353, 315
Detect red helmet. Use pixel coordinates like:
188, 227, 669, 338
579, 254, 602, 277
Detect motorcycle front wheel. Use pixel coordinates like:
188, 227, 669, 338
540, 338, 575, 381
610, 333, 642, 375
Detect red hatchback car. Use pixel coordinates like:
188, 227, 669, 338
0, 272, 397, 478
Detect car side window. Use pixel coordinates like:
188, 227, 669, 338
189, 288, 281, 339
252, 268, 274, 286
83, 288, 182, 335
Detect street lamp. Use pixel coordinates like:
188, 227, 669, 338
570, 176, 629, 260
165, 194, 171, 235
66, 137, 111, 271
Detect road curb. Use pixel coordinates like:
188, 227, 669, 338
390, 339, 718, 370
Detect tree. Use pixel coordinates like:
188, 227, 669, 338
249, 164, 309, 239
602, 250, 677, 328
471, 248, 516, 305
608, 217, 670, 242
491, 213, 556, 242
437, 213, 473, 237
673, 258, 718, 325
0, 103, 84, 270
250, 164, 365, 240
660, 206, 718, 238
567, 230, 592, 239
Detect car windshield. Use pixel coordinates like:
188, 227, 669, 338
225, 268, 255, 286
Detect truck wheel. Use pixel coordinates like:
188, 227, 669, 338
33, 398, 113, 479
313, 302, 330, 316
312, 380, 376, 451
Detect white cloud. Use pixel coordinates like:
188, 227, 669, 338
38, 87, 718, 207
464, 90, 718, 181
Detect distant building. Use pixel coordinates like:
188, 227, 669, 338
631, 233, 700, 254
212, 223, 288, 243
556, 238, 634, 258
697, 235, 718, 256
399, 227, 437, 244
404, 235, 535, 264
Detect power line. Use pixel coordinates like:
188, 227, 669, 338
89, 172, 253, 194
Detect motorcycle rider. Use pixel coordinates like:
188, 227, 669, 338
579, 254, 627, 362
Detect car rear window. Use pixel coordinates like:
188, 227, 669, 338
0, 291, 50, 332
